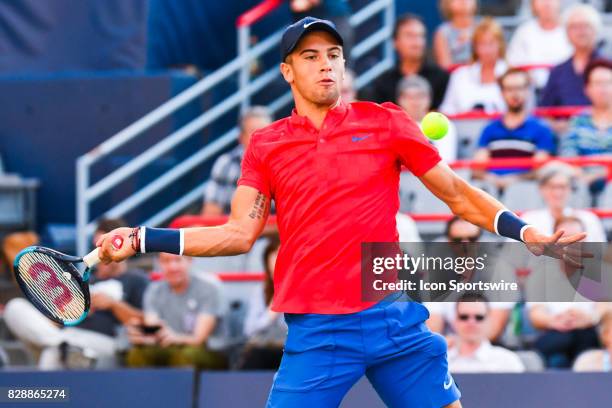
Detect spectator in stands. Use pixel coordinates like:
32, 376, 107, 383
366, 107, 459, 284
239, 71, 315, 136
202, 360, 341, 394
560, 59, 612, 200
521, 161, 607, 242
125, 252, 227, 369
539, 4, 603, 107
574, 310, 612, 372
426, 217, 515, 344
4, 218, 148, 369
290, 0, 353, 65
239, 236, 286, 369
439, 17, 508, 115
507, 0, 573, 89
201, 106, 272, 216
433, 0, 478, 70
447, 293, 525, 372
341, 68, 356, 102
397, 75, 458, 163
527, 216, 602, 368
472, 68, 556, 192
359, 14, 449, 109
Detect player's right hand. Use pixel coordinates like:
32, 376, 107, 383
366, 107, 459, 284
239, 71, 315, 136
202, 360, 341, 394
96, 227, 137, 264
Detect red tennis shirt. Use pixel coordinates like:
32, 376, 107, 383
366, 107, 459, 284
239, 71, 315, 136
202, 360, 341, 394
237, 101, 441, 314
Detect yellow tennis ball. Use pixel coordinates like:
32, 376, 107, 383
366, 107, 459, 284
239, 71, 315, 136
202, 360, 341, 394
421, 112, 449, 140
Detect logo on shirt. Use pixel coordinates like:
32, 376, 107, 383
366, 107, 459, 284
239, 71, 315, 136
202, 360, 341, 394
443, 372, 453, 390
351, 135, 371, 142
304, 21, 318, 28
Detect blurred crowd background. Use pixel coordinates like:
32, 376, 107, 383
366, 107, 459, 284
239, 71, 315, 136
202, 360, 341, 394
0, 0, 611, 377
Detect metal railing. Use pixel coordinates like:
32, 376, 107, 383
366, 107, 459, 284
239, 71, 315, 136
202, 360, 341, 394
75, 0, 396, 255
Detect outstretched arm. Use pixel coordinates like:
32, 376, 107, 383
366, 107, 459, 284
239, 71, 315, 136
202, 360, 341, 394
97, 185, 270, 263
419, 162, 586, 262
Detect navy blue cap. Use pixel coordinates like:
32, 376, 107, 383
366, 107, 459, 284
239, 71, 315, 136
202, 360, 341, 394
280, 17, 344, 62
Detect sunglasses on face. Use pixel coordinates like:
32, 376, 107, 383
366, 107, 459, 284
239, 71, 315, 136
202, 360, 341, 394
450, 236, 479, 243
457, 313, 486, 322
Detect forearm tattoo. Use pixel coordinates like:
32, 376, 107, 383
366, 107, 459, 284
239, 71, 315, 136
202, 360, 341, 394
249, 192, 267, 220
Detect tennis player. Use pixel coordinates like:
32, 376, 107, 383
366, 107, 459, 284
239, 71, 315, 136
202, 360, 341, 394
98, 17, 586, 408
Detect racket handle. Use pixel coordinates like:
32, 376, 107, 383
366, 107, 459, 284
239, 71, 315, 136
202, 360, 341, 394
82, 248, 100, 269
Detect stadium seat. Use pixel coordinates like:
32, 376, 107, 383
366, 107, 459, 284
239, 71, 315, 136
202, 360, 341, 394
516, 350, 545, 372
453, 119, 490, 159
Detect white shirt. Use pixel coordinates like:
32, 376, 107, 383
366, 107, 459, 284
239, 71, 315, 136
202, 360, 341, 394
507, 20, 573, 88
439, 61, 508, 115
448, 340, 525, 373
396, 213, 422, 242
521, 208, 606, 243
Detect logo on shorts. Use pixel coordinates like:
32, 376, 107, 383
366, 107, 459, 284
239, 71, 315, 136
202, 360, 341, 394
443, 372, 453, 390
351, 135, 370, 142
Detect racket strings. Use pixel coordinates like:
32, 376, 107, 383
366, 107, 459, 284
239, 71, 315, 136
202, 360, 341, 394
17, 252, 86, 321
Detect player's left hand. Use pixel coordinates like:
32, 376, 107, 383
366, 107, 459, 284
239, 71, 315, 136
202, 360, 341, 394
522, 227, 591, 268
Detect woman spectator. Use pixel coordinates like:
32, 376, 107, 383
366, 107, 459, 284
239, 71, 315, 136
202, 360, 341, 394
507, 0, 573, 89
539, 4, 603, 107
433, 0, 478, 70
521, 161, 606, 242
239, 236, 286, 369
439, 17, 508, 115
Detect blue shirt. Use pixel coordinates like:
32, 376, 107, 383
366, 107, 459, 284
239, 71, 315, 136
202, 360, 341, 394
539, 53, 598, 107
560, 113, 612, 157
478, 116, 556, 175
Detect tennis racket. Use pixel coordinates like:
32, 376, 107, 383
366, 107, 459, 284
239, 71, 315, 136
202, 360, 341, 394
13, 236, 124, 326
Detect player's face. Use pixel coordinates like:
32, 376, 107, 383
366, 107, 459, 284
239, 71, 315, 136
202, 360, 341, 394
540, 174, 571, 209
398, 88, 431, 122
501, 73, 529, 112
585, 67, 612, 109
394, 20, 425, 62
159, 252, 191, 287
281, 31, 344, 107
454, 302, 488, 342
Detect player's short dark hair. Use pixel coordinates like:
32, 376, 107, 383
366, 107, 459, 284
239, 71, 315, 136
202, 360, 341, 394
95, 218, 126, 234
393, 13, 425, 39
497, 67, 530, 89
584, 58, 612, 85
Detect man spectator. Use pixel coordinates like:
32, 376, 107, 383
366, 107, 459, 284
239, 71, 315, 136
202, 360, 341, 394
201, 106, 272, 216
397, 75, 458, 163
448, 293, 525, 373
574, 310, 612, 372
3, 218, 148, 369
125, 252, 227, 369
560, 59, 612, 201
507, 0, 573, 89
359, 14, 449, 109
473, 68, 555, 192
426, 217, 515, 344
539, 4, 603, 107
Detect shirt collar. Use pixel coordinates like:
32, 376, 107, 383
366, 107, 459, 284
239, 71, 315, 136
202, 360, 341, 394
289, 99, 348, 130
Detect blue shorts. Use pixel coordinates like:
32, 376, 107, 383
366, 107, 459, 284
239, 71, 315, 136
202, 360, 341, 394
267, 294, 461, 408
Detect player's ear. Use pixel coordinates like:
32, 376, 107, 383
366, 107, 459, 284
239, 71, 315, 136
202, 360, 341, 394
280, 61, 294, 84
